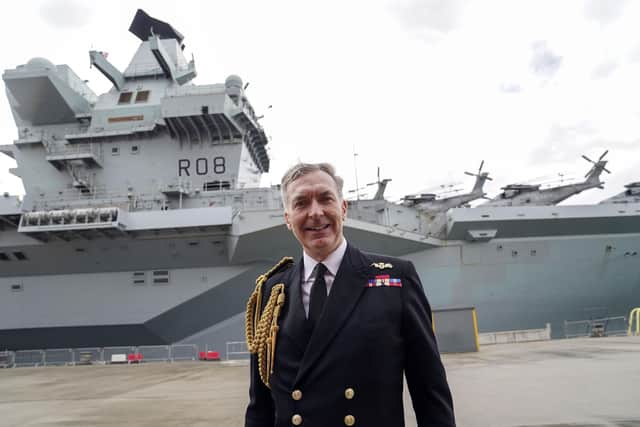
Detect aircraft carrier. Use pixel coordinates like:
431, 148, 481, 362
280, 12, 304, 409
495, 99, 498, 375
1, 10, 639, 354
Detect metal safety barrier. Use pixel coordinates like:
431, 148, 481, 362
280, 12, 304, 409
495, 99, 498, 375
479, 324, 551, 345
564, 316, 628, 338
2, 344, 224, 368
138, 345, 170, 363
170, 344, 199, 361
72, 347, 102, 365
103, 346, 137, 363
0, 351, 15, 368
44, 348, 74, 366
599, 316, 629, 336
14, 350, 45, 367
226, 341, 250, 360
629, 308, 640, 336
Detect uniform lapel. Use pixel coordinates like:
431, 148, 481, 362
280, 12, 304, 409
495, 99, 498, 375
294, 244, 368, 385
281, 260, 308, 353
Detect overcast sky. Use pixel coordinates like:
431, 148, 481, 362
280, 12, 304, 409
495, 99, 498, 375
1, 0, 639, 205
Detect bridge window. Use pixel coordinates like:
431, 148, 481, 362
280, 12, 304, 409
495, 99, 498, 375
111, 147, 119, 155
10, 284, 23, 292
13, 251, 27, 261
203, 181, 231, 191
118, 92, 133, 104
135, 90, 150, 103
0, 253, 8, 261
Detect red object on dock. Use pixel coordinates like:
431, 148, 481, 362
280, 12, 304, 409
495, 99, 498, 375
198, 351, 220, 361
127, 353, 144, 363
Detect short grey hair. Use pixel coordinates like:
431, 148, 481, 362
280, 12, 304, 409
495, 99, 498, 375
280, 162, 344, 206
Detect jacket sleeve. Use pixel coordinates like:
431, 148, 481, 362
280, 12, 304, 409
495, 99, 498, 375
402, 260, 456, 427
244, 352, 275, 427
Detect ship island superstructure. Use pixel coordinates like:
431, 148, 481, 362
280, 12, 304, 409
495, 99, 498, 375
0, 10, 639, 354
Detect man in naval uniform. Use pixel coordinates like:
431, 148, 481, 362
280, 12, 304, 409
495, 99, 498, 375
245, 163, 455, 427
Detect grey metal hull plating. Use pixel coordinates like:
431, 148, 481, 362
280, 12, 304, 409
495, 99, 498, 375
2, 221, 639, 353
410, 234, 640, 336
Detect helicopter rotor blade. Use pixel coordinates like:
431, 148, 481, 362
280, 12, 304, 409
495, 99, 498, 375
582, 154, 594, 164
478, 160, 484, 174
585, 167, 595, 178
599, 150, 609, 161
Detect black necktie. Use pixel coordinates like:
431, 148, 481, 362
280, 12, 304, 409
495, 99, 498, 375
308, 263, 328, 329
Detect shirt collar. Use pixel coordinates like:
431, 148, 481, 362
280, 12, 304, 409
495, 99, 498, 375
303, 238, 347, 281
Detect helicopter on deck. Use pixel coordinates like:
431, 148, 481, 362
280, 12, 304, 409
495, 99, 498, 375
599, 181, 640, 204
481, 151, 610, 207
402, 161, 493, 214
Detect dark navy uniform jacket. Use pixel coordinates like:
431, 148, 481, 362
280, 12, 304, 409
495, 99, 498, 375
245, 244, 455, 427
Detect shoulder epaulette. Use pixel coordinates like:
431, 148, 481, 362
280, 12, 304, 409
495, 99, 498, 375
255, 256, 294, 286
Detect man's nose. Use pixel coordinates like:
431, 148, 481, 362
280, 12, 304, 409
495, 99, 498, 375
308, 199, 323, 217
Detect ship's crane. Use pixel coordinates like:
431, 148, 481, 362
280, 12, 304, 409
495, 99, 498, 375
481, 151, 610, 207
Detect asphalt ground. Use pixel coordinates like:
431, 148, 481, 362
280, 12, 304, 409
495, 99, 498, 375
0, 336, 639, 427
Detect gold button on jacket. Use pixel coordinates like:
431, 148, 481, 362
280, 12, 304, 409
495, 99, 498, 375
291, 414, 303, 425
291, 390, 302, 401
344, 414, 356, 426
344, 388, 355, 399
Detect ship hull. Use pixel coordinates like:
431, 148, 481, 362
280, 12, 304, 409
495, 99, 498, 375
2, 228, 638, 353
409, 233, 640, 337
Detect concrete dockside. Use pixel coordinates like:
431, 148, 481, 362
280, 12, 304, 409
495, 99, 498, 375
0, 336, 639, 426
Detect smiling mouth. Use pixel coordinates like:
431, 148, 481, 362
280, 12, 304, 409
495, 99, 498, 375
306, 224, 330, 232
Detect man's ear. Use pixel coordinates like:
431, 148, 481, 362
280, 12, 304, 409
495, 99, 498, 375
284, 210, 292, 230
341, 199, 347, 219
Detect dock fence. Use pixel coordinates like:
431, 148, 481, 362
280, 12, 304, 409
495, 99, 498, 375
0, 351, 15, 368
564, 316, 627, 338
14, 350, 45, 367
2, 344, 223, 368
169, 344, 198, 361
72, 348, 102, 365
226, 341, 250, 360
103, 346, 137, 363
478, 323, 551, 345
138, 345, 170, 363
43, 348, 74, 366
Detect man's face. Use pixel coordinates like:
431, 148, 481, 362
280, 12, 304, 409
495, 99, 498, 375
284, 170, 347, 261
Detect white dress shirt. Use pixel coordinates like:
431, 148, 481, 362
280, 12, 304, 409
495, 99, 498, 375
301, 238, 347, 318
